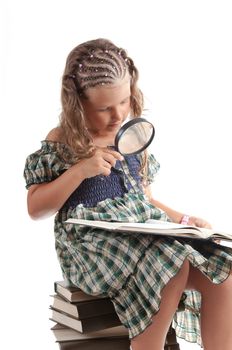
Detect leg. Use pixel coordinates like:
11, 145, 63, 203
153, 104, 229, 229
131, 260, 189, 350
187, 264, 232, 350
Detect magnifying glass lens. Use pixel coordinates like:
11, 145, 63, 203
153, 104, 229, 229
115, 118, 155, 155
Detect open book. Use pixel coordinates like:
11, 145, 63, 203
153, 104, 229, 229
65, 218, 232, 242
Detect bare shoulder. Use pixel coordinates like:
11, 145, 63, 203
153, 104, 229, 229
45, 127, 63, 142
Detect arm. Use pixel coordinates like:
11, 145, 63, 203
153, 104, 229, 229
27, 164, 86, 220
27, 131, 123, 220
144, 185, 211, 228
144, 186, 183, 223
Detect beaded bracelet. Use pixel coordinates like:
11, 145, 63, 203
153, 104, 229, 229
180, 215, 190, 225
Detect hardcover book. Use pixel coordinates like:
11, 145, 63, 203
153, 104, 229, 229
51, 323, 128, 342
54, 280, 106, 303
65, 218, 232, 242
50, 308, 121, 333
50, 294, 115, 319
57, 338, 130, 350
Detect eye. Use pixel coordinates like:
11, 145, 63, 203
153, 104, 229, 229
96, 107, 109, 112
120, 97, 130, 105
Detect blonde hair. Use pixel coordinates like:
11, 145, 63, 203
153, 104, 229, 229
59, 38, 148, 179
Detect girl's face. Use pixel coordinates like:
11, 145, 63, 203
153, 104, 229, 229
81, 76, 131, 137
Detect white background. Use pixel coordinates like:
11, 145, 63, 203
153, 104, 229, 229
1, 1, 232, 349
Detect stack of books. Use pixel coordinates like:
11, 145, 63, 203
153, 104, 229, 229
50, 280, 180, 350
49, 280, 130, 349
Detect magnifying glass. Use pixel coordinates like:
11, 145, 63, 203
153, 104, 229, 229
114, 117, 155, 155
100, 118, 155, 180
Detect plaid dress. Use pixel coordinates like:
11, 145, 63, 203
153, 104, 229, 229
24, 141, 232, 344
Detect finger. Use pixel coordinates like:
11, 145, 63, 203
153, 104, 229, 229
102, 153, 120, 167
100, 163, 112, 176
195, 219, 212, 229
102, 148, 124, 161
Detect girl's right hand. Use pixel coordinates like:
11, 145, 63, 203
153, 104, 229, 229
76, 148, 124, 179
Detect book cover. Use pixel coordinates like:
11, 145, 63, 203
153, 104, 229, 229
50, 308, 121, 333
52, 323, 178, 350
54, 280, 106, 303
51, 323, 129, 342
50, 294, 115, 319
57, 337, 130, 350
65, 218, 232, 242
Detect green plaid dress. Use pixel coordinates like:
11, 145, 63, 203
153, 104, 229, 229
24, 141, 232, 344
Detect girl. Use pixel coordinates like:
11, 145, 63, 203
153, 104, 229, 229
24, 38, 232, 350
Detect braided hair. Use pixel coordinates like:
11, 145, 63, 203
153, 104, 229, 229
59, 38, 144, 162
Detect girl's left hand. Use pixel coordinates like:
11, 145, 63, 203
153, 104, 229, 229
188, 216, 221, 244
188, 216, 212, 229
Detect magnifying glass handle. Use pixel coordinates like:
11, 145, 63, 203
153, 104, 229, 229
111, 167, 123, 174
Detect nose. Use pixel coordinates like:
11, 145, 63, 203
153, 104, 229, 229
110, 107, 123, 121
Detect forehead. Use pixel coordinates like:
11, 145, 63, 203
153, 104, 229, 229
84, 76, 131, 106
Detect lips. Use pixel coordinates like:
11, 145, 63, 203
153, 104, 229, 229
108, 123, 121, 127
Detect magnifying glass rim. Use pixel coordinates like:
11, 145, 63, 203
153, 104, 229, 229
115, 117, 155, 155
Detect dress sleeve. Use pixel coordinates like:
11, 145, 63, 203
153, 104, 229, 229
23, 141, 69, 189
146, 154, 160, 185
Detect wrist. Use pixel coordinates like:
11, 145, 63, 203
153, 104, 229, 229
73, 161, 88, 181
180, 214, 190, 225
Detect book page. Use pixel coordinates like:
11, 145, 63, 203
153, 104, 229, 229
65, 218, 212, 239
65, 218, 232, 241
145, 220, 232, 241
